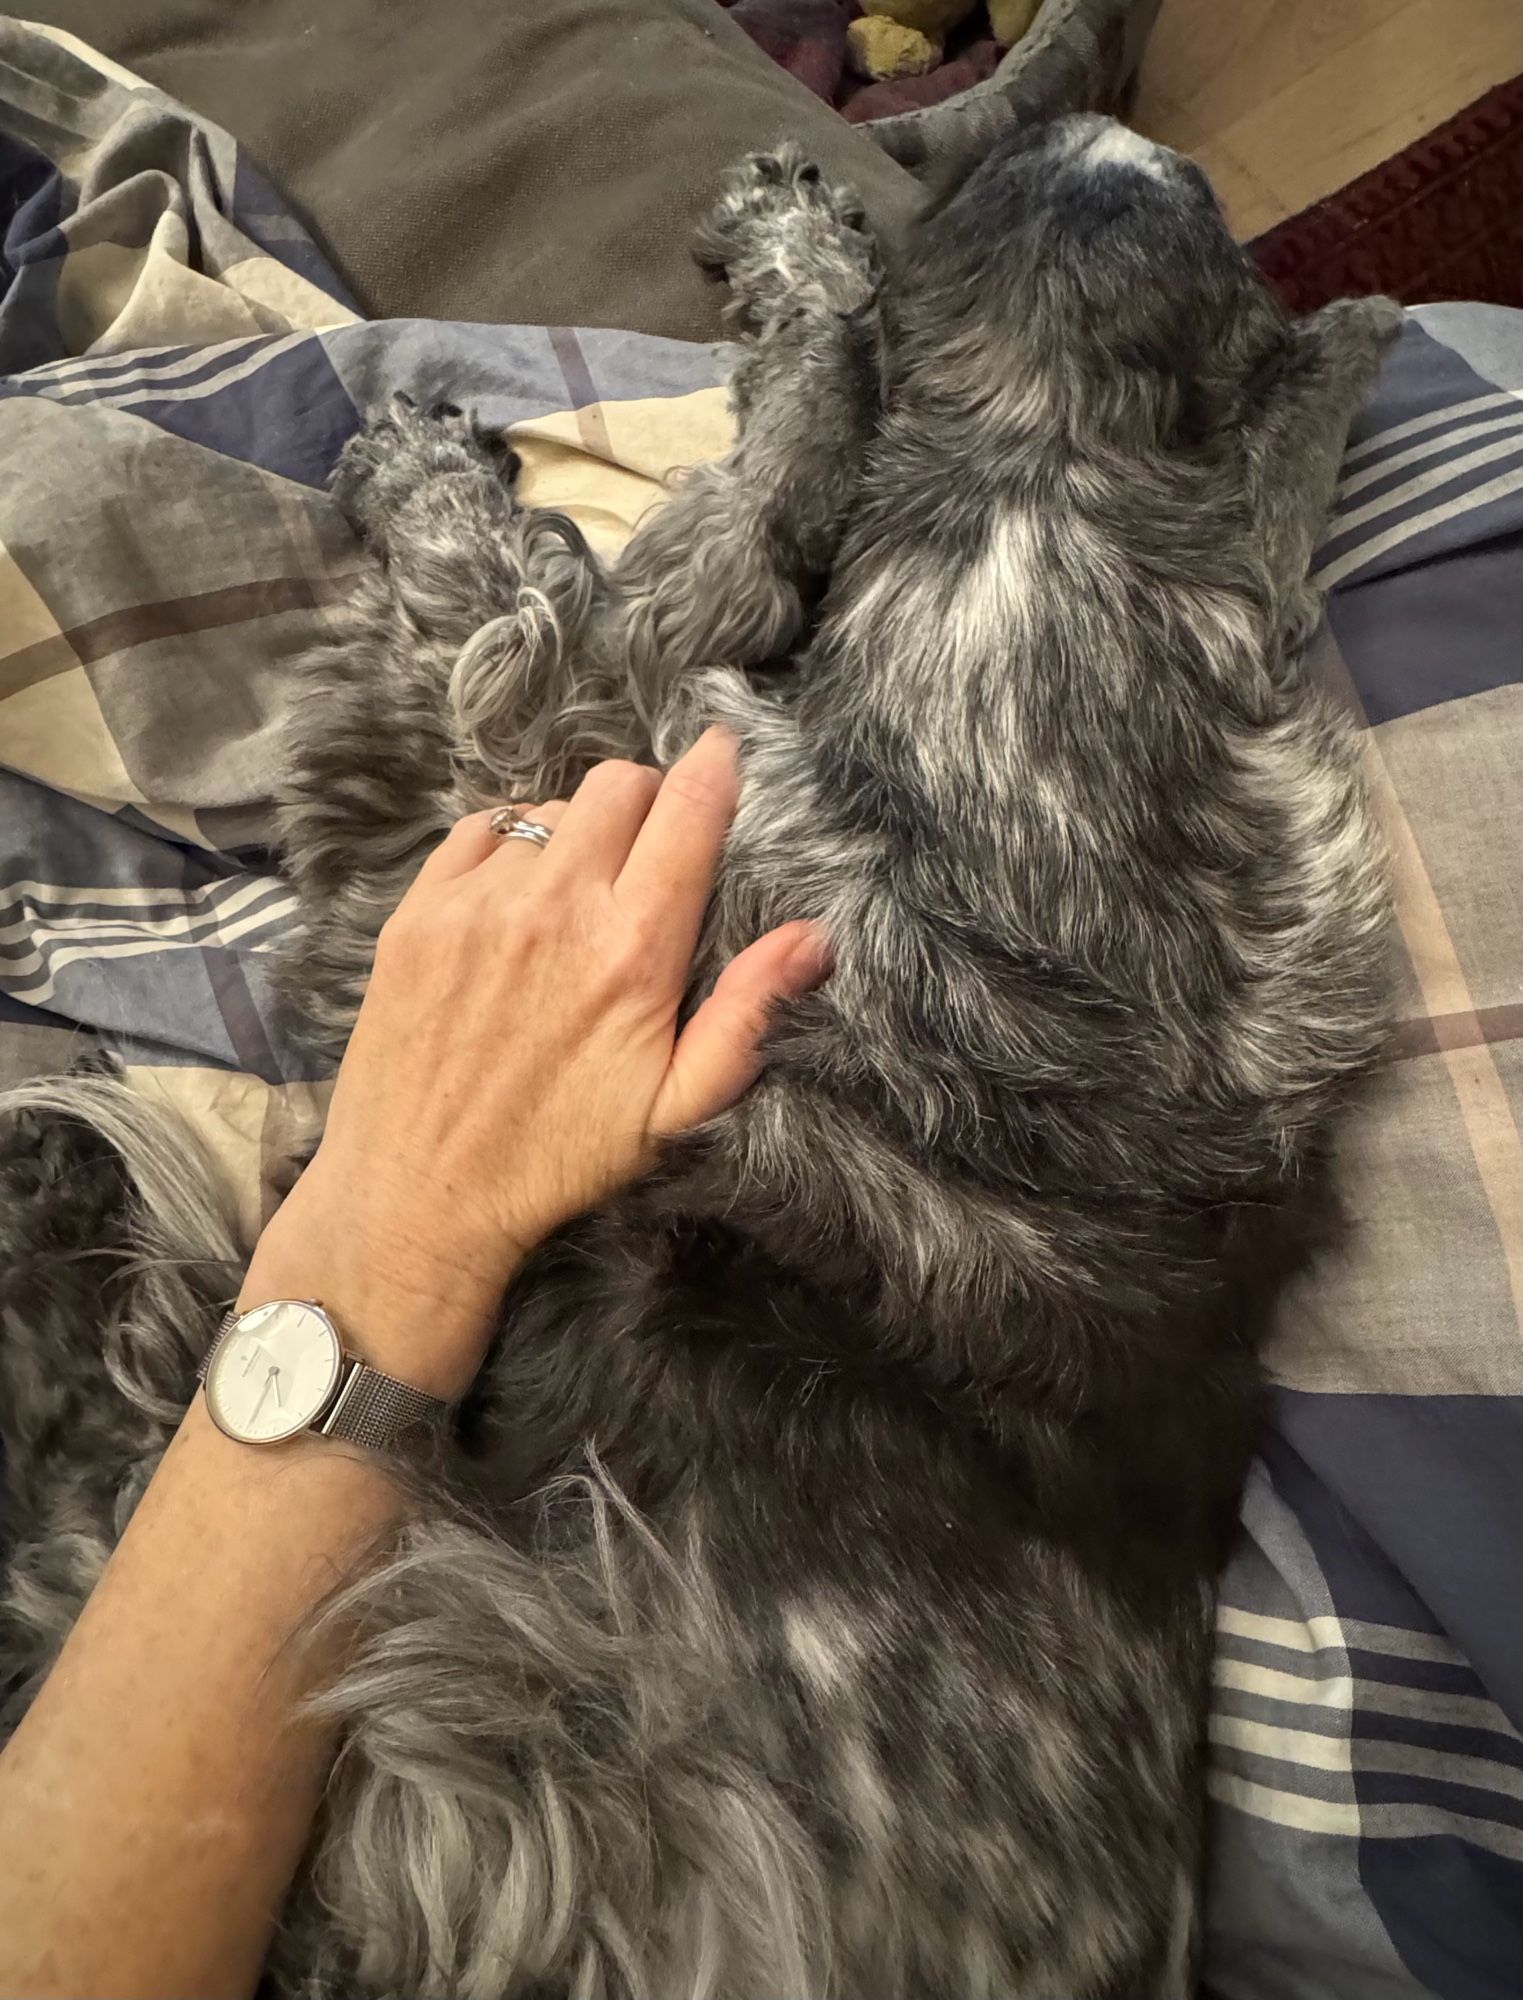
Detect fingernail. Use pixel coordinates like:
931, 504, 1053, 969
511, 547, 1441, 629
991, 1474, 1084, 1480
785, 926, 833, 990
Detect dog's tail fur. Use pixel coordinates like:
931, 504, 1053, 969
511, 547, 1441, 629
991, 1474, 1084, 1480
0, 1066, 239, 1714
284, 1470, 833, 2000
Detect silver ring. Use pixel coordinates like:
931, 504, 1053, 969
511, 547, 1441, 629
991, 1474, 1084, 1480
489, 805, 553, 849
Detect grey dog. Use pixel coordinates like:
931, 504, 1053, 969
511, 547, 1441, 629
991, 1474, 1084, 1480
0, 117, 1398, 1996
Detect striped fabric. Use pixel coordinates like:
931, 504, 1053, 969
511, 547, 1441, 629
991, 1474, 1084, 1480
1, 22, 1518, 1997
1204, 306, 1523, 2000
1199, 312, 1519, 2000
0, 20, 731, 1236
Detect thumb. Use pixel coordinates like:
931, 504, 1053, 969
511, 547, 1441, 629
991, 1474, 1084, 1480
652, 921, 831, 1136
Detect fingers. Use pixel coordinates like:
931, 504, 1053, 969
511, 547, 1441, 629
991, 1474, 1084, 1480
652, 919, 831, 1136
479, 800, 571, 893
527, 760, 663, 884
460, 734, 739, 947
616, 729, 741, 966
490, 798, 570, 843
417, 801, 571, 889
412, 809, 507, 885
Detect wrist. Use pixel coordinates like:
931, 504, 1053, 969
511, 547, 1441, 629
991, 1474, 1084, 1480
240, 1162, 516, 1401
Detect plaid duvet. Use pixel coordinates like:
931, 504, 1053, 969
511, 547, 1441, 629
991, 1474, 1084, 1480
1, 22, 1519, 1996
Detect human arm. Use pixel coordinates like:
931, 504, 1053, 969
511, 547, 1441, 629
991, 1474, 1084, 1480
0, 728, 825, 1999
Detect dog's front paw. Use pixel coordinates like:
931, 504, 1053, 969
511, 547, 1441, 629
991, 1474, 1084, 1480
332, 394, 520, 554
694, 146, 878, 333
1309, 294, 1405, 365
1351, 294, 1405, 346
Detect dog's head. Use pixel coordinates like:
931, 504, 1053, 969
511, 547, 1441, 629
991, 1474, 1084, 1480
902, 114, 1288, 447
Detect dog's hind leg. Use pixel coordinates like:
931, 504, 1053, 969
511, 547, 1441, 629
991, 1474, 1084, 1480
284, 156, 884, 1047
616, 147, 886, 736
330, 394, 629, 804
278, 397, 633, 1050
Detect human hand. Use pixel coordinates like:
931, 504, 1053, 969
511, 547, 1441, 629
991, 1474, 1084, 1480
241, 729, 827, 1396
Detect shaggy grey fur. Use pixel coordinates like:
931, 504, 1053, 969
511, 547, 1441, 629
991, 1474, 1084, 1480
0, 119, 1399, 1998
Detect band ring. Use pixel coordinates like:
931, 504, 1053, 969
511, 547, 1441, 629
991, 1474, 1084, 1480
489, 805, 553, 850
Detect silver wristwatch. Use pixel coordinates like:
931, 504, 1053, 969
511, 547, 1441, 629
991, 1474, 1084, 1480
198, 1299, 449, 1449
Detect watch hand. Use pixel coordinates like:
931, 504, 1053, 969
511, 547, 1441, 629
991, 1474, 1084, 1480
270, 1366, 284, 1409
240, 1335, 272, 1378
249, 1367, 277, 1428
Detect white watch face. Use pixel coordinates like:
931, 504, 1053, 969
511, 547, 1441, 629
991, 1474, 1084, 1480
204, 1301, 342, 1443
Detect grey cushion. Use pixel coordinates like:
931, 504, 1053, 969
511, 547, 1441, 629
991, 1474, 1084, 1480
44, 0, 922, 340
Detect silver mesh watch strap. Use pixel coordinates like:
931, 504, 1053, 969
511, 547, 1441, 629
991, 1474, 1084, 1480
198, 1305, 447, 1447
321, 1362, 448, 1448
195, 1306, 238, 1384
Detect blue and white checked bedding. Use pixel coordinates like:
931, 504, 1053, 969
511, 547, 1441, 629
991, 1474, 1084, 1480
1, 22, 1519, 1996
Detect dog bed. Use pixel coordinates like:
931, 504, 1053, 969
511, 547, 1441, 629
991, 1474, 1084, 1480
1, 23, 1519, 1997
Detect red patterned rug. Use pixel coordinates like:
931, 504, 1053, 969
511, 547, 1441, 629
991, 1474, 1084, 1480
1252, 78, 1523, 312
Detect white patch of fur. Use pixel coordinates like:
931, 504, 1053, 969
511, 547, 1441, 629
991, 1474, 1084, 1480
1213, 710, 1388, 1102
1028, 769, 1094, 846
962, 503, 1040, 654
1183, 589, 1265, 675
828, 504, 1045, 803
834, 1731, 896, 1847
1082, 123, 1170, 180
782, 1600, 862, 1700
